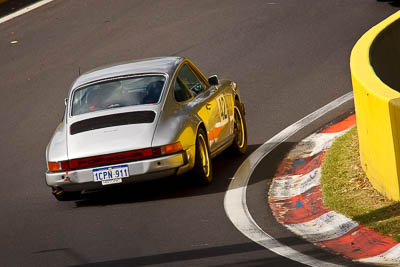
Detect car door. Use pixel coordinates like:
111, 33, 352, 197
175, 63, 222, 152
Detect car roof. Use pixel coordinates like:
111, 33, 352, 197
71, 56, 185, 90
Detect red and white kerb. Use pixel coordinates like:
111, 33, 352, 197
268, 115, 400, 265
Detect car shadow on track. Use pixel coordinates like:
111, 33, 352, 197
70, 240, 300, 267
70, 140, 365, 267
69, 235, 363, 266
74, 144, 263, 207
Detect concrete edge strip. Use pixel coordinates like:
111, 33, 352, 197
0, 0, 55, 25
268, 114, 400, 264
224, 91, 353, 267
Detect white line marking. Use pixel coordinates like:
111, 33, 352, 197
0, 0, 55, 25
302, 132, 349, 157
224, 92, 353, 267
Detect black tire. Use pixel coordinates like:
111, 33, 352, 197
231, 100, 247, 155
193, 128, 213, 184
52, 188, 81, 201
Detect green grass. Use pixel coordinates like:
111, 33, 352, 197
321, 126, 400, 241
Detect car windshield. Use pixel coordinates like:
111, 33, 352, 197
71, 75, 166, 116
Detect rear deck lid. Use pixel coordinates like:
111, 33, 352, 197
67, 111, 157, 160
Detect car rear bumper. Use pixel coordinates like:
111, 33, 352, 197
45, 152, 188, 192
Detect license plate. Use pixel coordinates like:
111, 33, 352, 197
93, 164, 129, 185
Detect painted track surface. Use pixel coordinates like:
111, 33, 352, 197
269, 114, 400, 265
0, 1, 397, 266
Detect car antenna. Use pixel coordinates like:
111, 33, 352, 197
78, 67, 81, 76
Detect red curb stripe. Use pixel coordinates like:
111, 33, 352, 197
321, 114, 356, 133
274, 151, 325, 178
269, 185, 330, 224
315, 225, 398, 259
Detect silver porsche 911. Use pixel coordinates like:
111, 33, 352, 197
46, 57, 247, 200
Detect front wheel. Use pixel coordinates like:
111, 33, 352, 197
193, 128, 213, 184
231, 100, 247, 155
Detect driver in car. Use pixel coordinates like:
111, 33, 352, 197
144, 80, 164, 104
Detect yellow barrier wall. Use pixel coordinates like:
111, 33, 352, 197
351, 11, 400, 200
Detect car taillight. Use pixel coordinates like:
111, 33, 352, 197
153, 142, 183, 156
47, 161, 69, 172
48, 142, 183, 171
68, 148, 153, 170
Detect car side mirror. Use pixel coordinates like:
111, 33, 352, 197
208, 75, 219, 86
64, 98, 68, 106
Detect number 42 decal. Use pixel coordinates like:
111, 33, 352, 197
217, 95, 229, 124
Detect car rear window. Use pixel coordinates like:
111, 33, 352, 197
71, 75, 166, 116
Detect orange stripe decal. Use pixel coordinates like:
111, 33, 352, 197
208, 125, 225, 141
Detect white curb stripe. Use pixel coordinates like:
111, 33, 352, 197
286, 211, 359, 243
299, 132, 348, 158
269, 169, 321, 199
0, 0, 55, 25
224, 91, 353, 267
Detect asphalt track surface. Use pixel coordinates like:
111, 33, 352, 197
0, 1, 398, 266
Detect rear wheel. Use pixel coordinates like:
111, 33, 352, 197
52, 188, 81, 201
231, 100, 247, 155
193, 128, 213, 184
